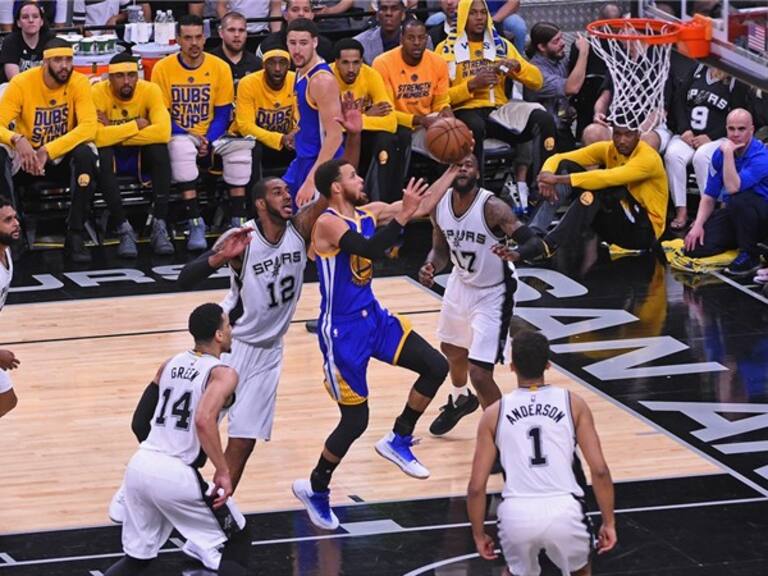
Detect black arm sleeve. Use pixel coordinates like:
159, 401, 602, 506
177, 250, 217, 290
131, 382, 159, 443
338, 219, 403, 260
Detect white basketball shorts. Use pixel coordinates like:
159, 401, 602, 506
497, 495, 593, 576
0, 369, 12, 393
437, 273, 515, 365
223, 337, 283, 440
122, 448, 245, 560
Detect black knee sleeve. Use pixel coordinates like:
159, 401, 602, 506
220, 523, 251, 575
397, 332, 449, 399
325, 402, 369, 459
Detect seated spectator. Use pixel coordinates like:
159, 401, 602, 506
747, 87, 768, 144
255, 0, 335, 63
0, 2, 55, 83
525, 22, 590, 152
373, 19, 452, 178
235, 49, 296, 190
428, 0, 525, 53
332, 38, 401, 201
427, 0, 458, 47
208, 11, 260, 89
0, 38, 98, 262
314, 0, 355, 33
92, 53, 174, 258
152, 15, 253, 249
355, 0, 434, 66
215, 0, 282, 34
684, 109, 768, 277
72, 0, 141, 35
664, 64, 747, 230
498, 118, 669, 262
436, 0, 553, 181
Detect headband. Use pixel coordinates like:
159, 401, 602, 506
263, 49, 290, 62
43, 47, 74, 59
109, 62, 139, 74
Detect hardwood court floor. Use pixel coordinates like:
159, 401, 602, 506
0, 277, 719, 534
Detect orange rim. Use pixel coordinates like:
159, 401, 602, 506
586, 18, 681, 45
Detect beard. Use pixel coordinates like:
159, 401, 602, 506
452, 175, 477, 195
0, 231, 17, 246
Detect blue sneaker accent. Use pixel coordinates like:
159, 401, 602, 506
187, 218, 207, 251
375, 432, 429, 479
724, 251, 760, 277
292, 479, 339, 530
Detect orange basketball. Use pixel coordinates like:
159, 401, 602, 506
425, 118, 474, 164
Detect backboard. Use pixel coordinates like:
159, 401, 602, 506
640, 0, 768, 91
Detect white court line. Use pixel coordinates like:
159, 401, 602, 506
0, 496, 765, 569
712, 271, 768, 306
402, 552, 481, 576
0, 554, 14, 565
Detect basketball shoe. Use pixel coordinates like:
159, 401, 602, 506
429, 390, 480, 436
375, 432, 429, 479
182, 539, 221, 571
292, 479, 339, 530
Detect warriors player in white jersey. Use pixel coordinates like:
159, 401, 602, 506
104, 303, 250, 576
468, 330, 617, 575
419, 154, 539, 436
0, 196, 19, 418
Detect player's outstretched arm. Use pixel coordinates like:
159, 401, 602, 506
571, 392, 617, 554
412, 164, 461, 219
419, 224, 450, 287
130, 360, 168, 443
196, 366, 239, 509
293, 195, 330, 244
467, 401, 501, 561
177, 228, 252, 290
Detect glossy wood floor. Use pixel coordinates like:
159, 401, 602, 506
0, 276, 719, 534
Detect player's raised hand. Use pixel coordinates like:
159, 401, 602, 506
473, 532, 498, 560
597, 523, 617, 554
334, 92, 363, 135
418, 261, 435, 287
213, 227, 251, 260
0, 349, 19, 371
400, 177, 430, 220
210, 469, 233, 509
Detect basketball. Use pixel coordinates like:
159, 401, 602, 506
425, 118, 474, 164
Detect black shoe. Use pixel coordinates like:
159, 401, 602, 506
429, 391, 480, 436
305, 319, 318, 334
65, 232, 92, 263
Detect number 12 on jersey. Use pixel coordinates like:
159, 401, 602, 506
267, 276, 296, 308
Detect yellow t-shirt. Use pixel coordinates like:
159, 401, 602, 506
331, 63, 396, 133
372, 47, 450, 129
92, 79, 171, 148
0, 67, 97, 160
151, 53, 234, 138
542, 140, 669, 238
435, 38, 543, 110
234, 70, 296, 151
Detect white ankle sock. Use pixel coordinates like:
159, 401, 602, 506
451, 385, 469, 401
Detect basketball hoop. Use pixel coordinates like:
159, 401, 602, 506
586, 18, 682, 132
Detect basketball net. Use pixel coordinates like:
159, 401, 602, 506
587, 20, 676, 132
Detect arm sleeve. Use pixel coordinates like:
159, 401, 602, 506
177, 250, 218, 290
0, 80, 22, 147
235, 76, 285, 150
338, 219, 403, 259
541, 142, 609, 173
45, 76, 98, 160
206, 104, 233, 142
362, 67, 397, 133
123, 84, 172, 146
131, 382, 159, 443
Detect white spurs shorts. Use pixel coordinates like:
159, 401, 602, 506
223, 338, 283, 440
497, 495, 593, 576
0, 369, 12, 393
437, 273, 516, 366
122, 448, 245, 560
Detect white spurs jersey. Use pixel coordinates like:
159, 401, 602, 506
0, 248, 12, 311
496, 386, 584, 499
221, 220, 307, 346
435, 188, 509, 288
141, 351, 225, 466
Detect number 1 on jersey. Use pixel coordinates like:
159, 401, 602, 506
527, 426, 547, 466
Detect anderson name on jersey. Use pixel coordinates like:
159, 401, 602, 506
220, 220, 307, 346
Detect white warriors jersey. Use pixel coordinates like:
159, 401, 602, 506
221, 220, 307, 346
0, 248, 12, 311
141, 351, 224, 466
496, 386, 584, 498
435, 188, 510, 288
